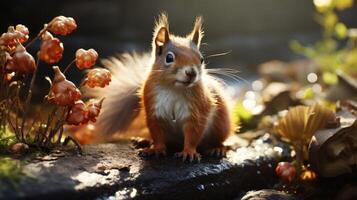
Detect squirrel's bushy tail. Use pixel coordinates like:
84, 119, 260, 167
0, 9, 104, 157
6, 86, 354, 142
86, 53, 152, 135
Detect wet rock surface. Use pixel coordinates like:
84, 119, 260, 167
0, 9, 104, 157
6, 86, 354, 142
0, 135, 290, 200
239, 189, 297, 200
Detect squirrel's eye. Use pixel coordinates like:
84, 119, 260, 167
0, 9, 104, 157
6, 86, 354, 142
165, 52, 175, 65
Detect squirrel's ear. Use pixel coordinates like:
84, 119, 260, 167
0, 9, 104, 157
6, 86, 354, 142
153, 13, 170, 55
189, 16, 204, 48
155, 27, 170, 48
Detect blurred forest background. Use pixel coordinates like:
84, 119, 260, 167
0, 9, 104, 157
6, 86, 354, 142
1, 0, 357, 100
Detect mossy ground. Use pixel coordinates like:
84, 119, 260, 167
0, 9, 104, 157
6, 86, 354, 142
0, 127, 23, 182
0, 157, 22, 181
0, 126, 15, 153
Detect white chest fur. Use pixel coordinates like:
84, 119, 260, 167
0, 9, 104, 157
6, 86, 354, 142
153, 86, 191, 122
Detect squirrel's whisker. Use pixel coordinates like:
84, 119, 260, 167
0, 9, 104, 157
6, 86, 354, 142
206, 67, 248, 84
205, 50, 232, 59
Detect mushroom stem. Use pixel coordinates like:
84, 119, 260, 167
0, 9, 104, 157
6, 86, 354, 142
20, 53, 40, 141
25, 25, 47, 48
63, 59, 75, 74
294, 142, 304, 181
25, 19, 55, 48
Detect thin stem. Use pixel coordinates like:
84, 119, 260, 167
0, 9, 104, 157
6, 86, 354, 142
25, 35, 39, 49
25, 21, 52, 48
63, 59, 75, 74
294, 143, 303, 182
63, 135, 82, 154
56, 126, 64, 145
42, 106, 59, 145
79, 81, 85, 89
25, 16, 58, 48
0, 55, 8, 130
6, 110, 16, 136
26, 55, 40, 106
26, 113, 40, 138
0, 54, 5, 99
14, 84, 21, 140
45, 106, 69, 146
20, 55, 40, 141
37, 128, 46, 147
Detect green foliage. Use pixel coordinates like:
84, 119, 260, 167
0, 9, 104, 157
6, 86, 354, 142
232, 101, 262, 132
232, 101, 253, 125
322, 71, 339, 84
303, 87, 315, 99
290, 0, 357, 84
0, 157, 22, 181
0, 127, 15, 153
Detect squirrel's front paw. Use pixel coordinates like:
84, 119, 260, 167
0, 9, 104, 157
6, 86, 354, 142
138, 146, 167, 157
205, 146, 231, 158
175, 148, 201, 162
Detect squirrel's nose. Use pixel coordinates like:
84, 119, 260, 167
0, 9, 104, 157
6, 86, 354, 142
185, 69, 197, 79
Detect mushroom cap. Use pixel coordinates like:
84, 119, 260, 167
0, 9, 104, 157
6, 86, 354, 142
6, 44, 36, 74
47, 66, 81, 106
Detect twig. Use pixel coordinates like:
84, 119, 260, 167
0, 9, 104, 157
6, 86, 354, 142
25, 20, 54, 48
21, 55, 40, 141
63, 135, 82, 155
56, 126, 64, 145
37, 127, 47, 147
25, 114, 40, 139
14, 89, 22, 140
43, 106, 59, 140
6, 112, 17, 140
63, 59, 75, 74
45, 107, 68, 146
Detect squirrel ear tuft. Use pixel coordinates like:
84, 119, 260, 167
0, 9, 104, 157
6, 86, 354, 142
155, 27, 170, 47
153, 13, 170, 55
189, 16, 204, 48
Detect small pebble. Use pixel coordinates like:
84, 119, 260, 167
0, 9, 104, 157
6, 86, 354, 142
9, 142, 29, 154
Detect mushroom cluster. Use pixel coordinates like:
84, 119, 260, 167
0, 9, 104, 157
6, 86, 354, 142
39, 32, 64, 64
75, 48, 98, 70
83, 68, 111, 88
6, 43, 36, 74
48, 16, 77, 36
0, 15, 111, 151
66, 98, 104, 125
0, 25, 29, 48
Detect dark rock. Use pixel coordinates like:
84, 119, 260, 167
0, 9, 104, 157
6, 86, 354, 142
0, 135, 289, 200
308, 105, 357, 178
130, 137, 151, 149
335, 185, 357, 200
326, 72, 357, 102
239, 189, 297, 200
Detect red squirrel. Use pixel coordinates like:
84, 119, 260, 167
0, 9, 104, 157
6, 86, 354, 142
90, 13, 233, 162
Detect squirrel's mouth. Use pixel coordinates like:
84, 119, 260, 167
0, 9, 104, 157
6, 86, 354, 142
175, 80, 195, 87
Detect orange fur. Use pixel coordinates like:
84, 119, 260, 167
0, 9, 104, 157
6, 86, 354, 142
139, 14, 232, 159
86, 14, 233, 160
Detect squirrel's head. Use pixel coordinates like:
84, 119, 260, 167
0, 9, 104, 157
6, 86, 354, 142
151, 13, 204, 88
